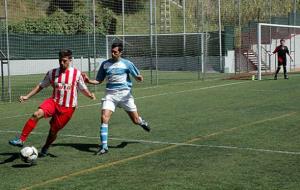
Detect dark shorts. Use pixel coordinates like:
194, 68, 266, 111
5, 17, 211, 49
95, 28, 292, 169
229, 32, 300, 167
278, 62, 287, 67
278, 57, 287, 66
39, 98, 75, 132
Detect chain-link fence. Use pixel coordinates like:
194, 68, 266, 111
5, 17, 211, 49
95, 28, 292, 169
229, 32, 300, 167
0, 0, 299, 101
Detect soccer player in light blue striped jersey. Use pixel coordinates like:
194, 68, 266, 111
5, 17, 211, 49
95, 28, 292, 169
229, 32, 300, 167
83, 42, 150, 155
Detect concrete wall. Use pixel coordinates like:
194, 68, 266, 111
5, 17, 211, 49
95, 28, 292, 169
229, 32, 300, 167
224, 50, 235, 73
131, 56, 225, 73
269, 35, 300, 72
253, 34, 300, 72
1, 53, 236, 76
0, 58, 105, 76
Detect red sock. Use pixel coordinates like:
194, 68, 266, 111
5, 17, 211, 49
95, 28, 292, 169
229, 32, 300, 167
19, 118, 38, 142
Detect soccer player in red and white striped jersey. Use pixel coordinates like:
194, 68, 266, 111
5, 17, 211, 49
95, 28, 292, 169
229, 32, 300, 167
9, 49, 96, 156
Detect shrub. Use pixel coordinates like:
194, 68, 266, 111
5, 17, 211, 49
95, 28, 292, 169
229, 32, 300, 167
8, 3, 115, 34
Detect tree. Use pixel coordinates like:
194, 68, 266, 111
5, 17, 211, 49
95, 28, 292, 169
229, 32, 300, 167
8, 4, 115, 35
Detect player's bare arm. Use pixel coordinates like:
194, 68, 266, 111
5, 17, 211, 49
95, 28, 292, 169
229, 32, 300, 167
88, 79, 103, 85
81, 90, 96, 100
19, 84, 43, 103
82, 72, 103, 85
288, 53, 293, 62
135, 75, 143, 82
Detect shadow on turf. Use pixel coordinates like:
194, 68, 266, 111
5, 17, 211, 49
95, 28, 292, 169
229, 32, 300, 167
0, 142, 138, 166
12, 163, 36, 168
0, 152, 19, 165
0, 152, 35, 168
52, 141, 139, 154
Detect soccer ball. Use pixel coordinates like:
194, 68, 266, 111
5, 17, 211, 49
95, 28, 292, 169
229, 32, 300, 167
20, 146, 38, 164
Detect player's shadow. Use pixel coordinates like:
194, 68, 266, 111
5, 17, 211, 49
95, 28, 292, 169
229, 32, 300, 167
109, 141, 139, 149
52, 141, 139, 153
0, 152, 34, 168
0, 152, 19, 165
12, 163, 35, 168
0, 152, 38, 168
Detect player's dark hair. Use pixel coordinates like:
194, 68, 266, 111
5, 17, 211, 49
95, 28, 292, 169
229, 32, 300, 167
59, 49, 72, 60
111, 42, 123, 52
280, 39, 285, 43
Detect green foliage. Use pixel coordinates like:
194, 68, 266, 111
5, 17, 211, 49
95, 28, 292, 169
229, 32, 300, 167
8, 2, 115, 35
3, 0, 299, 36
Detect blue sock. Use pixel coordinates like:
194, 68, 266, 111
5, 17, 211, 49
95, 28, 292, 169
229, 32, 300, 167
100, 123, 108, 149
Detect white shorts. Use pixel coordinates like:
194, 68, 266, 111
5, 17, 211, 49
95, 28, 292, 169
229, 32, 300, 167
101, 89, 137, 112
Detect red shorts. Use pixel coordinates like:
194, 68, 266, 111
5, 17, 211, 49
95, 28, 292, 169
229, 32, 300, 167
39, 98, 75, 132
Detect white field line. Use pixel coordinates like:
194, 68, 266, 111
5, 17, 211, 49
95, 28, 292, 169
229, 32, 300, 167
0, 130, 299, 155
1, 78, 223, 106
138, 78, 221, 90
249, 89, 281, 92
0, 77, 221, 106
79, 81, 248, 106
0, 81, 248, 120
136, 81, 247, 99
0, 113, 32, 120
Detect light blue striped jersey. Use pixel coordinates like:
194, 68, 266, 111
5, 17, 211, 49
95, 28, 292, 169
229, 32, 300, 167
96, 58, 140, 91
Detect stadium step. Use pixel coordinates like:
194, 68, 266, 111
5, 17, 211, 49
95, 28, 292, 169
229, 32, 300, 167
160, 0, 171, 33
170, 0, 183, 8
1, 60, 8, 64
243, 51, 269, 70
0, 50, 7, 60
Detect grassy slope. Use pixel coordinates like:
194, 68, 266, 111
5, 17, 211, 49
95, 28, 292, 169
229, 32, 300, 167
0, 0, 48, 23
1, 0, 297, 35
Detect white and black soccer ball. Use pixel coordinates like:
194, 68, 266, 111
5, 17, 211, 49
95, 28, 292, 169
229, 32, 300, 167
20, 146, 38, 164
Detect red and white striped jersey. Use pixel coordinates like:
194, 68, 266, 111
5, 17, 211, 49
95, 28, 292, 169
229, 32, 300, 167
40, 67, 88, 107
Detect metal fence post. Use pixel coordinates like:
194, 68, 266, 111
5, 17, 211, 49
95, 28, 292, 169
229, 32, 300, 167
183, 0, 186, 60
269, 0, 272, 72
201, 0, 205, 78
154, 0, 158, 85
218, 0, 223, 73
92, 0, 96, 92
293, 0, 296, 70
257, 23, 261, 80
150, 0, 153, 84
122, 0, 125, 47
238, 0, 241, 74
4, 0, 11, 102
